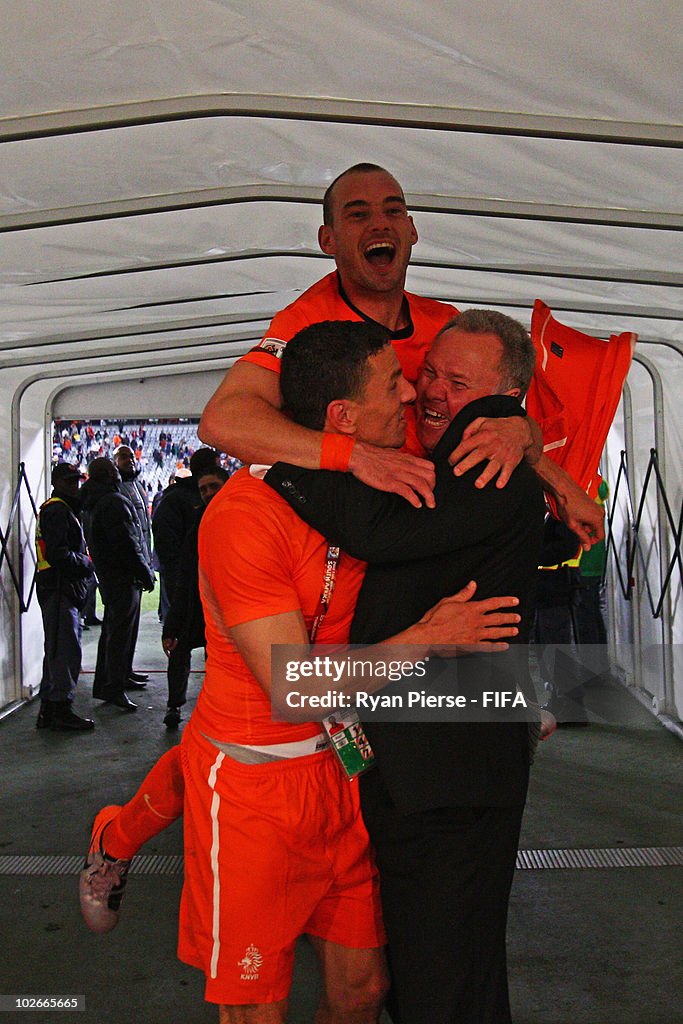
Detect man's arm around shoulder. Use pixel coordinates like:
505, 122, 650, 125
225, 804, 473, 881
199, 359, 435, 505
265, 399, 537, 564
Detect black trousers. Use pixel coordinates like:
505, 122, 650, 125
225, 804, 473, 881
126, 589, 142, 677
81, 573, 98, 623
360, 769, 525, 1024
37, 587, 82, 703
166, 641, 192, 708
157, 570, 171, 625
94, 578, 142, 698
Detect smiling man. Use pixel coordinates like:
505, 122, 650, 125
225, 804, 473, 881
415, 321, 526, 446
199, 164, 463, 504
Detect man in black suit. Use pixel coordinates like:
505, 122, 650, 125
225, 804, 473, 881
266, 309, 549, 1024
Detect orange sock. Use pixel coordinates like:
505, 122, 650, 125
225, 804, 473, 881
102, 746, 185, 860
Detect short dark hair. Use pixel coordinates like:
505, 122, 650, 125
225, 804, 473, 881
437, 309, 536, 398
87, 457, 118, 484
189, 447, 219, 478
280, 320, 391, 430
322, 163, 401, 226
197, 466, 230, 484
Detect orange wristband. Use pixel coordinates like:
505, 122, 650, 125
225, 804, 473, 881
320, 433, 355, 472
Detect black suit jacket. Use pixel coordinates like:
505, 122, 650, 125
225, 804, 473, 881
266, 395, 545, 814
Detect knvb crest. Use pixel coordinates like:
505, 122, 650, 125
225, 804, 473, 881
238, 944, 263, 981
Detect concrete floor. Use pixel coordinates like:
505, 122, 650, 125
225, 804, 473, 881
1, 611, 681, 1024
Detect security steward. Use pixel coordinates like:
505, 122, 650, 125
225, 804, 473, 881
35, 462, 95, 731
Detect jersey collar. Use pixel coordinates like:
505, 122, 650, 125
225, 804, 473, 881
336, 273, 414, 339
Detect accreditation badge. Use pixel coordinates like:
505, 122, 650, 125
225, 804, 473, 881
322, 712, 375, 779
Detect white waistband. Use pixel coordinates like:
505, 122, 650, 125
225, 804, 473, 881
203, 732, 328, 763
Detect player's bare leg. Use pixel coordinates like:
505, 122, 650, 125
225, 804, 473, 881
218, 998, 288, 1024
310, 936, 389, 1024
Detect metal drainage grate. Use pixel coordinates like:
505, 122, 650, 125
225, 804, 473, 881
0, 854, 184, 876
516, 846, 683, 869
1, 848, 682, 877
1, 847, 683, 880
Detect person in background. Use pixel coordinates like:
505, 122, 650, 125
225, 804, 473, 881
80, 458, 155, 712
152, 448, 219, 626
34, 462, 95, 732
161, 465, 230, 729
573, 479, 609, 665
152, 475, 173, 621
532, 480, 611, 723
81, 572, 102, 629
113, 444, 153, 686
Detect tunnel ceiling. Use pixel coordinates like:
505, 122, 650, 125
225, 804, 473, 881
1, 0, 682, 387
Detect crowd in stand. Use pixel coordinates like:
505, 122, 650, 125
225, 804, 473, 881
52, 419, 242, 505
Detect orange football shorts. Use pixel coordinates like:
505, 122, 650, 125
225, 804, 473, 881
178, 721, 385, 1004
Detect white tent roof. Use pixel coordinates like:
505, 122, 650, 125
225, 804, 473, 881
1, 0, 682, 366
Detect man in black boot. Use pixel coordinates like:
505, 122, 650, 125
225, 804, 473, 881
35, 462, 95, 732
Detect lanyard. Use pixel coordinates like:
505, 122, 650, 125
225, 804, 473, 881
309, 542, 376, 779
309, 545, 340, 643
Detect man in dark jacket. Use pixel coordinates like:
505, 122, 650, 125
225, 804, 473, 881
152, 447, 220, 624
113, 445, 151, 558
113, 444, 153, 684
80, 458, 155, 712
160, 465, 229, 729
35, 462, 95, 731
